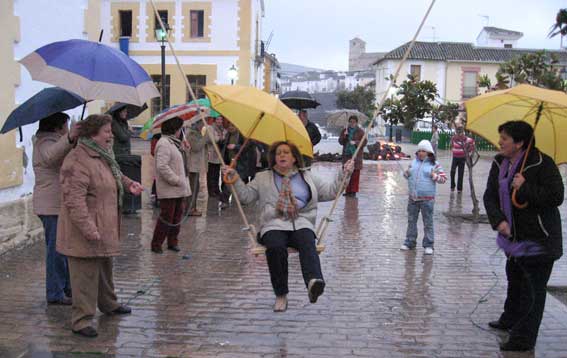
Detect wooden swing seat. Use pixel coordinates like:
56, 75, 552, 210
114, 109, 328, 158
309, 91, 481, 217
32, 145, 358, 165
251, 244, 325, 256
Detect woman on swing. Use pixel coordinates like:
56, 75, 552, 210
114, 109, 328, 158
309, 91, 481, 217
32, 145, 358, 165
222, 141, 354, 312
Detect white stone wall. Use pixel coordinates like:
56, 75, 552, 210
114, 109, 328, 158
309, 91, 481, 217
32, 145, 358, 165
0, 0, 89, 204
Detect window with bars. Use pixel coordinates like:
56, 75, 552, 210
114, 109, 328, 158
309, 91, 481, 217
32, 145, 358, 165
462, 71, 478, 99
410, 65, 421, 81
151, 74, 171, 116
190, 10, 204, 38
119, 10, 132, 37
186, 75, 207, 101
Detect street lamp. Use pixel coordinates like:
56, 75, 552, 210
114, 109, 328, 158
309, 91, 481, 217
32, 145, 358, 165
155, 25, 170, 110
227, 65, 238, 85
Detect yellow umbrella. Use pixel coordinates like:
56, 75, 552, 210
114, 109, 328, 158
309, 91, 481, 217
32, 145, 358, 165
465, 84, 567, 208
465, 84, 567, 165
203, 85, 313, 158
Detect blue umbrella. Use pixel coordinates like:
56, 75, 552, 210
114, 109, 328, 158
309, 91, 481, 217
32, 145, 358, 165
19, 39, 159, 106
1, 87, 84, 134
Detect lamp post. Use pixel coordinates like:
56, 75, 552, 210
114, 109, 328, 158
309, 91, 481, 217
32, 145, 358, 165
227, 65, 238, 85
155, 25, 169, 111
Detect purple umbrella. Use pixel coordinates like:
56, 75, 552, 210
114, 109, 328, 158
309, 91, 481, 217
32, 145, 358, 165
19, 39, 159, 106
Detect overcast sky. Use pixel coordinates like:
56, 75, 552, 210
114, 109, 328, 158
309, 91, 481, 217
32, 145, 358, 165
263, 0, 565, 71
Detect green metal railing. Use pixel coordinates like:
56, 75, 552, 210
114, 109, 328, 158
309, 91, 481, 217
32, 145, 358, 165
411, 131, 497, 152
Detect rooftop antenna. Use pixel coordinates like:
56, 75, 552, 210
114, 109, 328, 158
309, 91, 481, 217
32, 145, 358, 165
265, 30, 274, 52
426, 26, 437, 41
478, 14, 489, 26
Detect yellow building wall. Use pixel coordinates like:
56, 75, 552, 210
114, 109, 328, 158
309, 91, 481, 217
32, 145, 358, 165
131, 63, 217, 126
182, 2, 212, 43
0, 0, 23, 189
237, 0, 251, 86
445, 62, 500, 103
263, 59, 271, 92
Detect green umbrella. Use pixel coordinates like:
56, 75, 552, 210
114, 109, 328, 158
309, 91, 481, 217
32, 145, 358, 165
188, 97, 220, 118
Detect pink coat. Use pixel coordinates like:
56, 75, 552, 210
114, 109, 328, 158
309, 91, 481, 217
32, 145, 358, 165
32, 132, 73, 215
57, 143, 133, 257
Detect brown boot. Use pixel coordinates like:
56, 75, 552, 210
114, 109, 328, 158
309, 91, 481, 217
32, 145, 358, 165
273, 295, 288, 312
189, 209, 202, 216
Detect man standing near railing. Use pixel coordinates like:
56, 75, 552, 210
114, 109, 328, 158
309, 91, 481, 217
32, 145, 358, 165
450, 126, 475, 193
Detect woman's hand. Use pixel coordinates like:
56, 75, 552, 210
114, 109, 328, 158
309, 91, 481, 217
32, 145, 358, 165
221, 165, 239, 181
511, 173, 525, 190
344, 159, 355, 175
227, 143, 236, 150
129, 181, 144, 196
496, 221, 511, 238
181, 138, 191, 150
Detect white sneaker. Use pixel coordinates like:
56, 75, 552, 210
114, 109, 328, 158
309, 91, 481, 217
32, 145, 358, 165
400, 244, 411, 251
424, 247, 434, 255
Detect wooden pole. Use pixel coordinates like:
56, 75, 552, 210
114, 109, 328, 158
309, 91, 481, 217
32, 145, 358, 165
316, 0, 438, 243
149, 0, 260, 251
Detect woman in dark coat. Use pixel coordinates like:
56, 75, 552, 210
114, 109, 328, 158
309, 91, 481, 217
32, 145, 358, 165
338, 116, 366, 197
483, 121, 563, 352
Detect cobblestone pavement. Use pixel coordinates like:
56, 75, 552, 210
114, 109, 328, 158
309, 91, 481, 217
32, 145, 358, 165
1, 142, 567, 358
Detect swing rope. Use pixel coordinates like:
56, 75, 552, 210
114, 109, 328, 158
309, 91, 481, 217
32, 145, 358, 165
149, 0, 260, 253
315, 0, 438, 245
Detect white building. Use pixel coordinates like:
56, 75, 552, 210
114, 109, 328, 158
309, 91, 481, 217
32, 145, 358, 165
0, 0, 266, 253
282, 70, 375, 93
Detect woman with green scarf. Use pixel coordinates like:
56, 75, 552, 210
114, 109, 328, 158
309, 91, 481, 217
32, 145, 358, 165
339, 116, 366, 197
57, 114, 143, 338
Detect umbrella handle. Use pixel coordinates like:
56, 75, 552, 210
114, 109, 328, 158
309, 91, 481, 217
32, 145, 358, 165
222, 160, 238, 184
511, 188, 528, 209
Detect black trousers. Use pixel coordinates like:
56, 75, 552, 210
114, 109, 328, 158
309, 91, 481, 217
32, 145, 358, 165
499, 256, 554, 347
207, 163, 221, 196
261, 229, 323, 296
450, 157, 466, 191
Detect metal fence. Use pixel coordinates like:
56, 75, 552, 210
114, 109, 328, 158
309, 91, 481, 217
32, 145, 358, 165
411, 131, 497, 152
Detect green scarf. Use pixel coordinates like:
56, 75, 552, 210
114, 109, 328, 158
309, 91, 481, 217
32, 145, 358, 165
345, 127, 357, 157
79, 137, 125, 208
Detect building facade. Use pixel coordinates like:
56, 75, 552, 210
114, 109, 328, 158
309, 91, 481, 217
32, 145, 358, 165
375, 27, 567, 108
103, 0, 266, 125
0, 0, 266, 253
281, 70, 375, 94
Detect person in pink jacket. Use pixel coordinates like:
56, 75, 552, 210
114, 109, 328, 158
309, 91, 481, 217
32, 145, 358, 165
32, 112, 79, 305
57, 114, 143, 337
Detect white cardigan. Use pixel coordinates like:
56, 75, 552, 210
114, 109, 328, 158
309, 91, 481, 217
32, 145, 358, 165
233, 168, 345, 236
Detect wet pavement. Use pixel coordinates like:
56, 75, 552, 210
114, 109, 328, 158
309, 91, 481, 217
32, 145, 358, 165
1, 140, 567, 358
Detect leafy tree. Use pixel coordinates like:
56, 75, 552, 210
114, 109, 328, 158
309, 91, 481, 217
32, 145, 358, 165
336, 85, 377, 119
480, 52, 566, 92
549, 8, 567, 38
431, 102, 459, 127
380, 75, 438, 140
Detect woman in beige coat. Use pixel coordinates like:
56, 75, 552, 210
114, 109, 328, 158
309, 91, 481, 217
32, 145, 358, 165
151, 117, 191, 253
57, 114, 143, 338
223, 141, 354, 312
33, 112, 79, 305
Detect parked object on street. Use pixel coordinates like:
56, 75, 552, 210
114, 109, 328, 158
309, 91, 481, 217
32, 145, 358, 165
483, 120, 564, 352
